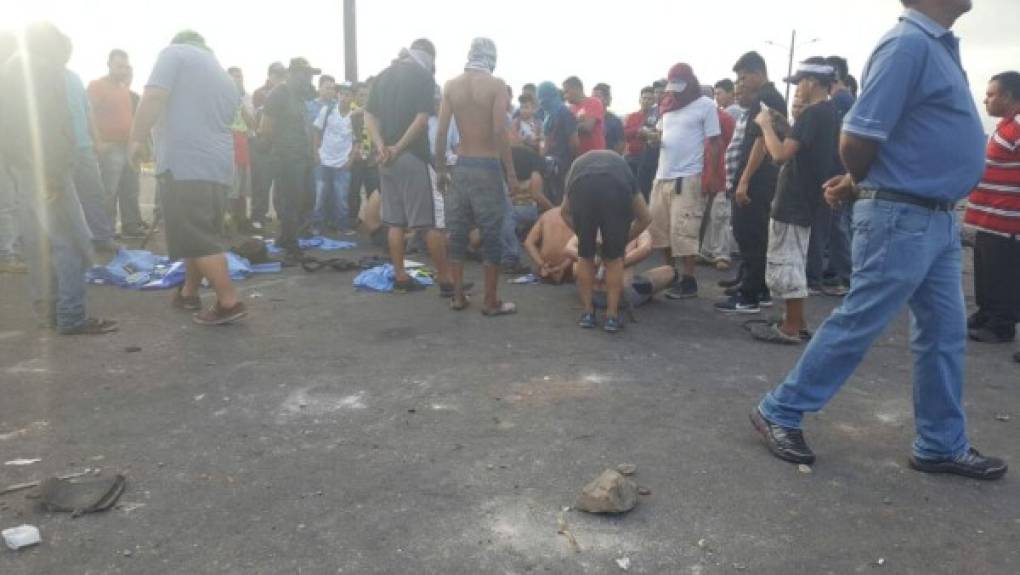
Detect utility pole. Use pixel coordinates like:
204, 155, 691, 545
784, 29, 796, 105
766, 30, 820, 107
343, 0, 358, 83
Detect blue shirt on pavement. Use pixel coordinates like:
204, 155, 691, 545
843, 9, 985, 202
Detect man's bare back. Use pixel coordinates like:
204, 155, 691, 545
524, 207, 575, 284
444, 71, 508, 159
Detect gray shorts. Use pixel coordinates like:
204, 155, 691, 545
159, 175, 226, 260
380, 153, 436, 229
447, 157, 507, 265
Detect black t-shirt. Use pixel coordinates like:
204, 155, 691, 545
604, 112, 624, 151
365, 60, 435, 163
738, 82, 787, 195
264, 83, 310, 158
512, 145, 543, 182
771, 100, 839, 227
566, 150, 638, 198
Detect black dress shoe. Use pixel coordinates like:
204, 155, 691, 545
908, 448, 1008, 481
749, 408, 815, 465
967, 311, 988, 330
968, 326, 1016, 344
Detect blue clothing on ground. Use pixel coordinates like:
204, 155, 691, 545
842, 9, 985, 202
353, 264, 433, 292
760, 199, 969, 459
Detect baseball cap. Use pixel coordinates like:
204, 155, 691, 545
288, 57, 321, 75
785, 57, 835, 84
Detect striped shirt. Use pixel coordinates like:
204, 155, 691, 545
725, 110, 747, 194
965, 114, 1020, 236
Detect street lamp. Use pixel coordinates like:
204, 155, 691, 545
766, 30, 821, 106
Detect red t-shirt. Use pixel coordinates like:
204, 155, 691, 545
87, 77, 133, 143
570, 97, 606, 154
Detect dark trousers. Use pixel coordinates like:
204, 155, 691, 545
733, 186, 774, 300
250, 143, 274, 223
273, 154, 311, 252
807, 201, 852, 285
973, 231, 1020, 337
350, 163, 379, 224
116, 163, 143, 230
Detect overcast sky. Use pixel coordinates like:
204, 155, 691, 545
5, 0, 1019, 129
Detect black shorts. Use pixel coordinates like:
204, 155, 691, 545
159, 175, 227, 260
568, 175, 634, 261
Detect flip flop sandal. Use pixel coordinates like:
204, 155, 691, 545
439, 281, 474, 298
393, 278, 426, 293
193, 302, 248, 326
748, 321, 802, 345
481, 301, 517, 317
58, 318, 119, 335
172, 288, 201, 311
450, 296, 471, 311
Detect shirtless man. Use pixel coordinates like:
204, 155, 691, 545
436, 38, 519, 316
564, 231, 677, 312
523, 207, 576, 284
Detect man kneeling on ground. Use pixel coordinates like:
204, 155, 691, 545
561, 150, 651, 332
523, 206, 576, 284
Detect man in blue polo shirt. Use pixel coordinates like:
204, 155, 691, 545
749, 0, 1008, 481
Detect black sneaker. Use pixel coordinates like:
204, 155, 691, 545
665, 276, 698, 300
603, 316, 624, 334
578, 312, 597, 329
718, 275, 742, 289
749, 408, 816, 465
715, 294, 760, 314
724, 285, 740, 297
908, 448, 1007, 481
759, 293, 774, 308
807, 283, 823, 296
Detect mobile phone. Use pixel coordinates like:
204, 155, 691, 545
760, 102, 771, 113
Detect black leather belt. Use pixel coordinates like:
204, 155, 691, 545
856, 189, 955, 212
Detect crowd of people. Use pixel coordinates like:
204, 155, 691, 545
0, 0, 1015, 479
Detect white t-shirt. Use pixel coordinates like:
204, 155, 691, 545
655, 96, 721, 180
314, 104, 354, 168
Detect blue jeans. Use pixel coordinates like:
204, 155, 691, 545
0, 163, 17, 259
312, 165, 352, 230
760, 198, 969, 460
11, 166, 93, 330
512, 203, 539, 237
73, 147, 115, 244
500, 194, 522, 265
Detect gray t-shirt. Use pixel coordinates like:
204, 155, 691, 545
146, 44, 238, 186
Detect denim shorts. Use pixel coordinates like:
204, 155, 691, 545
447, 157, 507, 265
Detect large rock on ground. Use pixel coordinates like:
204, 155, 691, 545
575, 469, 638, 513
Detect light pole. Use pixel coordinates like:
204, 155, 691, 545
766, 30, 820, 105
343, 0, 358, 83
